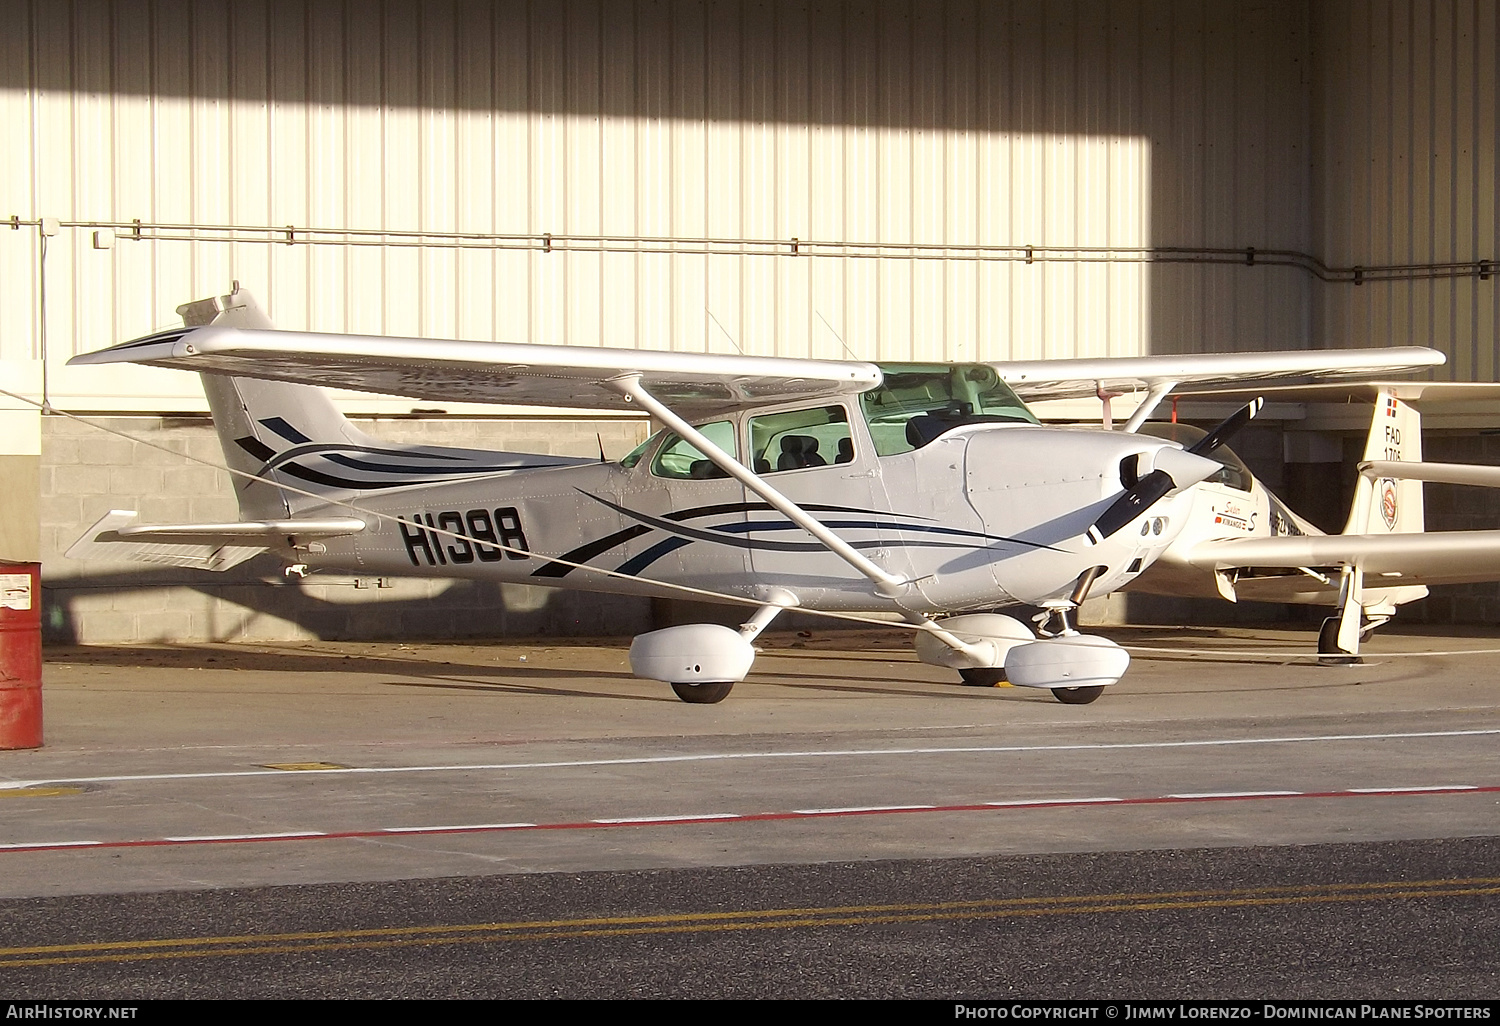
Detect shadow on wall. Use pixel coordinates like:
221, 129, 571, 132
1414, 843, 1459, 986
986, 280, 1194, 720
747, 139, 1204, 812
41, 556, 653, 646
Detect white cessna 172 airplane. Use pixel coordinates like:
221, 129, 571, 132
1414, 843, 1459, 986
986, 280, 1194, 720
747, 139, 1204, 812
67, 288, 1500, 705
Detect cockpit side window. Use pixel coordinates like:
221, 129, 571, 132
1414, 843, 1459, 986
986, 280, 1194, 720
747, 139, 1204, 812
860, 364, 1039, 455
649, 420, 737, 480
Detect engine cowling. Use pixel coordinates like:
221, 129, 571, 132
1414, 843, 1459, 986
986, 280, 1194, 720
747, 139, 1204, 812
629, 624, 757, 684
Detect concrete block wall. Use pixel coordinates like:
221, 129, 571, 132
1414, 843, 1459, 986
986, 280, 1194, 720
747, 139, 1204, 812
42, 413, 653, 644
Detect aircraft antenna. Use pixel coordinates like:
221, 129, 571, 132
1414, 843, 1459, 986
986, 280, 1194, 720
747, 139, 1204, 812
817, 311, 860, 362
596, 432, 607, 464
706, 310, 744, 355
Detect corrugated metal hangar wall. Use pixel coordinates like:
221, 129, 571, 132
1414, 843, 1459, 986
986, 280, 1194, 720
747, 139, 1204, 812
1, 0, 1496, 642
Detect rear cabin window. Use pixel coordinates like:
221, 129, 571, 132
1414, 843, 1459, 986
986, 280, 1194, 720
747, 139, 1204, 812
747, 405, 854, 473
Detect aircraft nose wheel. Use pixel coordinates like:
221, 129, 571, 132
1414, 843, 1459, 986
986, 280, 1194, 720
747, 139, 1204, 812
1051, 685, 1105, 705
958, 668, 1007, 687
671, 681, 735, 704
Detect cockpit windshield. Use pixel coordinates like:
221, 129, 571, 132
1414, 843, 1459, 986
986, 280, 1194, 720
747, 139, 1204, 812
618, 430, 661, 469
860, 363, 1038, 455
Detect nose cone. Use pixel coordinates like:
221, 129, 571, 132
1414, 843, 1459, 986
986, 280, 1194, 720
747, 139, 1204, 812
1149, 446, 1223, 490
1086, 444, 1224, 545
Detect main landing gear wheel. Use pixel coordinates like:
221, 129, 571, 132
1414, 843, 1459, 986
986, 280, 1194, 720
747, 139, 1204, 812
959, 668, 1007, 687
671, 681, 734, 704
1317, 617, 1363, 665
1051, 685, 1105, 705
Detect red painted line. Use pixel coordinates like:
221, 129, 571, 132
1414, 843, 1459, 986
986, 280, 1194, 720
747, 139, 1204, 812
4, 785, 1495, 855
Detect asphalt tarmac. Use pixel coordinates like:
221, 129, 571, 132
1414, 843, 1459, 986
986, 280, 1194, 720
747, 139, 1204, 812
2, 624, 1497, 998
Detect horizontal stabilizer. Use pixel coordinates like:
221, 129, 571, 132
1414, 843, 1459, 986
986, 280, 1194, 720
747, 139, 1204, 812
66, 510, 366, 572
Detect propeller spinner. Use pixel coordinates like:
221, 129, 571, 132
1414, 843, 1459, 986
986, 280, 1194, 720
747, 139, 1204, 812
1086, 398, 1264, 545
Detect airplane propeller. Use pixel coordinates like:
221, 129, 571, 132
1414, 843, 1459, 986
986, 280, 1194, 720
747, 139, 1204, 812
1086, 398, 1264, 545
1189, 396, 1265, 460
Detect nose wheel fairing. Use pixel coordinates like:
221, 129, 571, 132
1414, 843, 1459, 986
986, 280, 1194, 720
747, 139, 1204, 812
909, 612, 1130, 702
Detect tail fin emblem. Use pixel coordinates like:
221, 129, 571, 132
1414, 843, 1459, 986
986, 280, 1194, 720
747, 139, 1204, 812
1379, 478, 1398, 529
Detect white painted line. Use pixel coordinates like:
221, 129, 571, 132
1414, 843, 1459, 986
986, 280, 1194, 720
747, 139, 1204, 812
591, 813, 742, 824
1127, 644, 1500, 659
984, 797, 1124, 807
5, 728, 1498, 791
4, 782, 1498, 855
382, 823, 535, 833
161, 831, 327, 842
0, 840, 102, 849
1344, 792, 1482, 798
791, 804, 937, 815
1167, 791, 1302, 799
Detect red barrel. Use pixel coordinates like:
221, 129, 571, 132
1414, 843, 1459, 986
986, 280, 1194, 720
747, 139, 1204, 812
0, 563, 42, 749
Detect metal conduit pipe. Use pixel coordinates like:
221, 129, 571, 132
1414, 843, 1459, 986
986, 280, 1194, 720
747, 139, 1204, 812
8, 217, 1496, 286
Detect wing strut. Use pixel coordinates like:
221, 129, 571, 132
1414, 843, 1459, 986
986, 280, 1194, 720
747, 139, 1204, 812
1121, 380, 1179, 434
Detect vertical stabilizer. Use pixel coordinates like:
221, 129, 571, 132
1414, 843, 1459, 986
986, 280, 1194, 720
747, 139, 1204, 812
1343, 387, 1424, 536
180, 288, 380, 517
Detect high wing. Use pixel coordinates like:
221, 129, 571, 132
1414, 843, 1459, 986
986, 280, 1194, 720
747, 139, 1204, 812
72, 326, 1444, 417
69, 326, 882, 418
994, 347, 1444, 402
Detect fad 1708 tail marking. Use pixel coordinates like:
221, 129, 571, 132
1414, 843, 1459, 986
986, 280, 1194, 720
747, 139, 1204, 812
1383, 423, 1404, 463
397, 509, 530, 567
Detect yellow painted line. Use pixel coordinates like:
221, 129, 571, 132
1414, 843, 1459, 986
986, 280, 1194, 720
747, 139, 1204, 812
258, 762, 349, 772
0, 787, 84, 799
2, 876, 1496, 968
